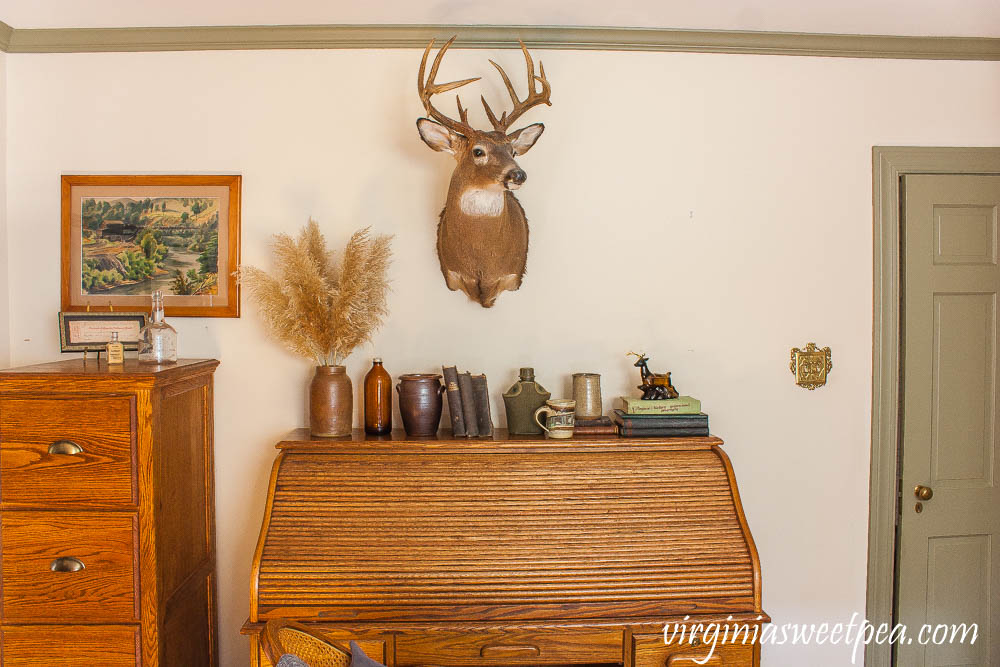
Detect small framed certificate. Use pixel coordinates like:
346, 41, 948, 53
58, 312, 149, 353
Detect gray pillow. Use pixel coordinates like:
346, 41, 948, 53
350, 640, 387, 667
276, 655, 309, 667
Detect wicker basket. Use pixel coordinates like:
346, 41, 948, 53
261, 620, 351, 667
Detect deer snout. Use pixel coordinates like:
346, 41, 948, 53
505, 169, 527, 189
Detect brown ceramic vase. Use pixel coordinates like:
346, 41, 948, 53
397, 374, 445, 437
310, 365, 353, 437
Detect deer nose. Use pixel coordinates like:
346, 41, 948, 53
507, 169, 527, 186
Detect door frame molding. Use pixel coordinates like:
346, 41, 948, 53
868, 146, 1000, 667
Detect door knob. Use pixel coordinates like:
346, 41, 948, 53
914, 485, 934, 501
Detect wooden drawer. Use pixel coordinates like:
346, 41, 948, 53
396, 627, 624, 665
1, 624, 140, 666
1, 512, 139, 623
633, 633, 756, 667
0, 396, 136, 506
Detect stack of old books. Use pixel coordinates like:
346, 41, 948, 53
612, 395, 708, 437
442, 365, 494, 437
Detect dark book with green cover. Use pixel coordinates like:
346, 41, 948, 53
442, 365, 466, 437
612, 409, 709, 429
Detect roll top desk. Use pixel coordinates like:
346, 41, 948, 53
245, 430, 768, 666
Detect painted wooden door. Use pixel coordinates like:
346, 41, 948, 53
897, 174, 1000, 666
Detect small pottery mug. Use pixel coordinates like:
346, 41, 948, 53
533, 399, 576, 439
571, 373, 602, 419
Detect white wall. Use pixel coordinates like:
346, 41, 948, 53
0, 50, 8, 370
5, 48, 1000, 666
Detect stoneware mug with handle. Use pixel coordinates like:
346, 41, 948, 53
533, 399, 576, 439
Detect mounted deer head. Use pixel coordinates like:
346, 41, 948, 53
416, 36, 552, 308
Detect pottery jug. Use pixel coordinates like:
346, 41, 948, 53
397, 374, 445, 436
309, 365, 353, 437
502, 367, 551, 435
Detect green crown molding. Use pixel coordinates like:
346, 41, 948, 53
0, 23, 997, 59
0, 21, 13, 52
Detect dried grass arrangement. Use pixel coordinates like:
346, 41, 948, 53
239, 220, 393, 366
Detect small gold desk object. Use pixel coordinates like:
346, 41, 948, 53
790, 342, 832, 390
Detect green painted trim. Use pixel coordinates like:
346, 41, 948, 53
0, 23, 998, 60
868, 147, 1000, 667
0, 21, 13, 52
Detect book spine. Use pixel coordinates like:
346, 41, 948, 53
619, 425, 709, 437
575, 416, 613, 427
625, 418, 708, 427
614, 411, 709, 429
573, 425, 619, 435
457, 372, 480, 437
471, 374, 494, 437
442, 366, 466, 437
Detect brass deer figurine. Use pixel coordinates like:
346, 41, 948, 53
416, 36, 552, 308
627, 352, 680, 400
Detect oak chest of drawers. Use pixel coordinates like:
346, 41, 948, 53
0, 358, 219, 666
244, 430, 769, 666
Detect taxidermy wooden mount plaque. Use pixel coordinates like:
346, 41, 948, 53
416, 36, 552, 308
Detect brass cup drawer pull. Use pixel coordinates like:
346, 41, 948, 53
49, 557, 86, 573
47, 440, 84, 456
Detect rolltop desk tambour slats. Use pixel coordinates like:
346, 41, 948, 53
0, 358, 220, 667
244, 430, 768, 666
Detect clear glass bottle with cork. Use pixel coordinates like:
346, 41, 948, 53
138, 290, 178, 363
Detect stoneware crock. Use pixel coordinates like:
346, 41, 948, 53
397, 373, 445, 436
310, 365, 353, 437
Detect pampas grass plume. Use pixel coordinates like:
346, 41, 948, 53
238, 220, 392, 366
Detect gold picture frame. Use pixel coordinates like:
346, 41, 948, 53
61, 174, 241, 318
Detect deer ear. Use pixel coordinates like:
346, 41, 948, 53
509, 123, 544, 156
417, 118, 462, 155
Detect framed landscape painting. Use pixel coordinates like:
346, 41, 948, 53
61, 175, 241, 317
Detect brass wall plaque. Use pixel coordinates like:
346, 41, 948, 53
790, 342, 832, 390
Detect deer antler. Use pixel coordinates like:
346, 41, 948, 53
418, 36, 480, 137
482, 40, 552, 134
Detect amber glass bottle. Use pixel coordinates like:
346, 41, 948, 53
364, 358, 392, 435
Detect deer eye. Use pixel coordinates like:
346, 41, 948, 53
472, 147, 486, 158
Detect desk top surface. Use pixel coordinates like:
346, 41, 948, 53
277, 428, 724, 454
